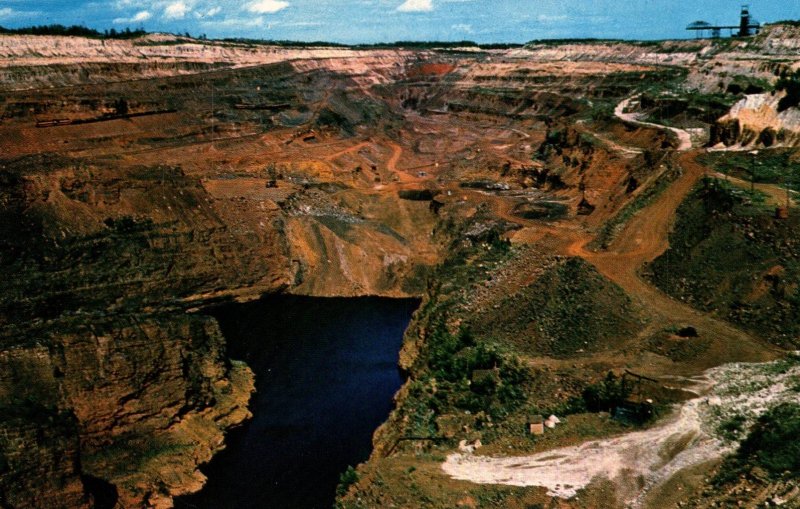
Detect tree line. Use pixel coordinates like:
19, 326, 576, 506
0, 24, 146, 39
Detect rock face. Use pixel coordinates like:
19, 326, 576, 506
0, 39, 441, 508
0, 314, 254, 508
0, 118, 284, 506
0, 407, 88, 509
749, 23, 800, 54
715, 92, 800, 148
0, 33, 419, 91
3, 24, 798, 509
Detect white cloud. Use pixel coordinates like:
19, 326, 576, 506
451, 23, 472, 33
537, 14, 568, 23
164, 1, 191, 20
113, 10, 152, 24
114, 0, 138, 9
133, 10, 153, 21
281, 21, 323, 27
397, 0, 433, 12
247, 0, 290, 14
194, 6, 222, 18
0, 6, 42, 19
201, 15, 265, 27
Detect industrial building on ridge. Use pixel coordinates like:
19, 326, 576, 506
686, 5, 761, 38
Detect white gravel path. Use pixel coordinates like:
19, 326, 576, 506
614, 96, 694, 151
443, 358, 800, 507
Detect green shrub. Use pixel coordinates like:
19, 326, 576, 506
718, 414, 747, 441
336, 466, 359, 497
581, 371, 631, 413
716, 403, 800, 484
738, 403, 800, 475
419, 321, 532, 419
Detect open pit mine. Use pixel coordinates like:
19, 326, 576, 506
1, 23, 799, 509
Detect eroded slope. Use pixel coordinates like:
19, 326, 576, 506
0, 25, 799, 509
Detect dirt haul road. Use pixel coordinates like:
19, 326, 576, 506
442, 102, 783, 505
567, 150, 774, 369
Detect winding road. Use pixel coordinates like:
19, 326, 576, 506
614, 95, 693, 151
441, 96, 781, 503
565, 150, 773, 367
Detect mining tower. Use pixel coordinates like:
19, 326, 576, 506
686, 4, 761, 38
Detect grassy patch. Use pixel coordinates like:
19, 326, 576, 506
469, 258, 641, 358
715, 403, 800, 484
698, 149, 800, 187
647, 178, 800, 347
641, 90, 738, 127
82, 434, 193, 481
646, 330, 711, 362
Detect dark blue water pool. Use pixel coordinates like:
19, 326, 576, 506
175, 295, 418, 509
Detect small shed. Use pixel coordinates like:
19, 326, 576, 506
527, 415, 544, 436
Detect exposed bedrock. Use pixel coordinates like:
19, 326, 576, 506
0, 314, 253, 509
0, 148, 435, 506
0, 59, 438, 505
4, 25, 799, 508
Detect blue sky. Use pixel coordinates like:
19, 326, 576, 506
1, 1, 798, 44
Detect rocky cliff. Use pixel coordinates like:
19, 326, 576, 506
0, 135, 435, 506
714, 91, 800, 147
2, 25, 796, 509
0, 39, 446, 508
0, 153, 271, 507
0, 33, 417, 91
0, 314, 253, 509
